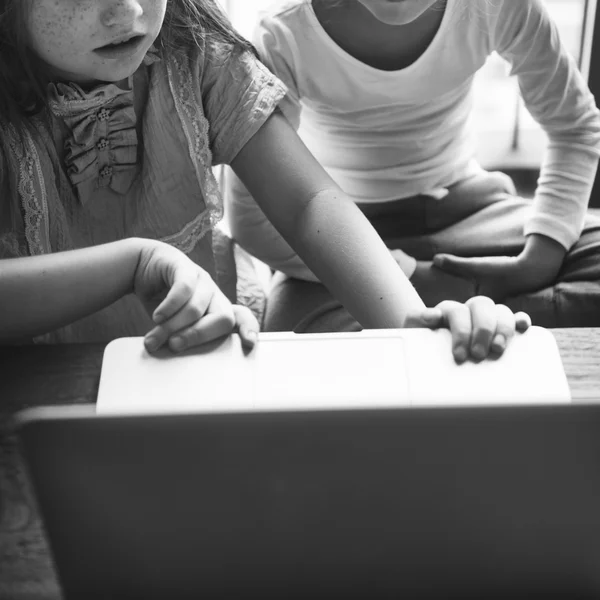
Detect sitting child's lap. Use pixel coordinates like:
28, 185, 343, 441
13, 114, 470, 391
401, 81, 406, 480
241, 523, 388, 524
264, 171, 600, 331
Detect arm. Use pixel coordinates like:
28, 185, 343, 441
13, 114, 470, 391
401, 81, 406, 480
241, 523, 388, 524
225, 167, 320, 281
434, 0, 600, 296
224, 17, 319, 282
0, 239, 142, 340
226, 13, 419, 282
0, 239, 259, 350
494, 0, 600, 251
230, 112, 425, 329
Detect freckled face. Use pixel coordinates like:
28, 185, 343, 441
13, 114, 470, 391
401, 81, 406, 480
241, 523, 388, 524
354, 0, 442, 25
26, 0, 167, 85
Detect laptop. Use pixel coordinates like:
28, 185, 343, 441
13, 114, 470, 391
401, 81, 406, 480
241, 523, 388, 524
96, 326, 571, 413
14, 402, 600, 599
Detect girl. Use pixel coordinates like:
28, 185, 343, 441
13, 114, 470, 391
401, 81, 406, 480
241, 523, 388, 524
226, 0, 600, 331
0, 0, 529, 362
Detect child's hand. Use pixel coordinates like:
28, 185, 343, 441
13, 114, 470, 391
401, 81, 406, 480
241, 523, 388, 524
404, 296, 531, 364
433, 234, 566, 301
133, 240, 259, 353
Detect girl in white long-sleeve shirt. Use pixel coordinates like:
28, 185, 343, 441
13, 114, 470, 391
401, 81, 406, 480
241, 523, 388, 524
226, 0, 600, 331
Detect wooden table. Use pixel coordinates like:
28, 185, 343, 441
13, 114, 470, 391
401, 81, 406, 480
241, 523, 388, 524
1, 329, 599, 599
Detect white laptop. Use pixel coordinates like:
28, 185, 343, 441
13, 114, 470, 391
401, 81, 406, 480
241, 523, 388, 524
97, 326, 571, 414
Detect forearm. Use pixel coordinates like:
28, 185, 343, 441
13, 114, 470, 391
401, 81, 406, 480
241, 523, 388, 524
520, 232, 566, 277
525, 144, 600, 249
0, 238, 143, 340
496, 0, 600, 248
290, 189, 425, 328
231, 112, 425, 328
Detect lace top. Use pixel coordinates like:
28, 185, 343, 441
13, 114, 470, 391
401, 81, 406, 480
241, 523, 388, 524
0, 41, 286, 342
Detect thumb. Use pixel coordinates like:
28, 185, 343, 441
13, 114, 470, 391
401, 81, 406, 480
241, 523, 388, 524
152, 266, 199, 324
433, 254, 477, 277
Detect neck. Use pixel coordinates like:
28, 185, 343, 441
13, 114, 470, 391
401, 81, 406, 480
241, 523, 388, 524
312, 1, 447, 72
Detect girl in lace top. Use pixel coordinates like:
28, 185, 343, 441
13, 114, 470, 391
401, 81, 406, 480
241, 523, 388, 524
0, 0, 530, 362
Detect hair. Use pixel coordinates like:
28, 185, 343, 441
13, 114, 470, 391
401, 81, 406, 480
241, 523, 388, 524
0, 0, 255, 133
0, 0, 255, 218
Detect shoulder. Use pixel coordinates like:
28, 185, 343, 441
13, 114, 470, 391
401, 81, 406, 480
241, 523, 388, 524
258, 0, 311, 22
157, 35, 250, 86
473, 0, 549, 31
256, 0, 313, 35
477, 0, 555, 51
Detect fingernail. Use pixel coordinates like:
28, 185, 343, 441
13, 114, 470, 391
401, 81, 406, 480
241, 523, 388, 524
247, 330, 258, 344
471, 343, 486, 360
491, 334, 506, 352
145, 335, 159, 353
454, 345, 468, 363
170, 336, 185, 352
153, 312, 165, 325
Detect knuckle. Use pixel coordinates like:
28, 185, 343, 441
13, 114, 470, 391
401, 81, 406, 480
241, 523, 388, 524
233, 305, 258, 326
178, 280, 195, 299
188, 302, 206, 321
454, 327, 471, 342
467, 295, 495, 307
436, 300, 457, 313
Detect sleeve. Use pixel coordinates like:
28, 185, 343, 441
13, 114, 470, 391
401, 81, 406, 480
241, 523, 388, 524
0, 139, 26, 259
224, 14, 315, 280
198, 39, 287, 165
491, 0, 600, 250
252, 13, 303, 131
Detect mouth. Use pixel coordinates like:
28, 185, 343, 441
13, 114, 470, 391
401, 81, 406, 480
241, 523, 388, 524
94, 34, 146, 58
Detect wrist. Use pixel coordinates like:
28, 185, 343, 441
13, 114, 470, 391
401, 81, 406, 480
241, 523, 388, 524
126, 237, 158, 295
520, 233, 566, 261
518, 234, 566, 278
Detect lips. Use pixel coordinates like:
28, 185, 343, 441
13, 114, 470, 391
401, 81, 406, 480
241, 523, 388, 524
98, 33, 144, 49
93, 34, 147, 59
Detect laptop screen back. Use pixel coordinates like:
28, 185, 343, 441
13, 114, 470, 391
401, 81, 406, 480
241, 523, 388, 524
16, 404, 600, 600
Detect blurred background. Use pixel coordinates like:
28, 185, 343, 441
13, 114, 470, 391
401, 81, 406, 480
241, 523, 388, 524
218, 0, 598, 201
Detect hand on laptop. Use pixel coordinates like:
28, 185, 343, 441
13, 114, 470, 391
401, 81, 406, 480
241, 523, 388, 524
133, 240, 259, 354
404, 296, 531, 364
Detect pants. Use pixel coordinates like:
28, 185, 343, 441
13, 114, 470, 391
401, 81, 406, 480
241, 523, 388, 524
265, 171, 600, 332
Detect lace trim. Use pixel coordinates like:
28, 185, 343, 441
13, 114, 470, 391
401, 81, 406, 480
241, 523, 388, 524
234, 243, 266, 325
6, 123, 51, 256
162, 54, 223, 252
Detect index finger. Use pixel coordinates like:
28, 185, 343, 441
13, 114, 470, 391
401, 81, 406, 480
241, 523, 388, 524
466, 296, 497, 360
437, 300, 472, 364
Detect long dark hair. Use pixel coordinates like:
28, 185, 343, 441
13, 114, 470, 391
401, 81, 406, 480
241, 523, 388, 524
0, 0, 254, 131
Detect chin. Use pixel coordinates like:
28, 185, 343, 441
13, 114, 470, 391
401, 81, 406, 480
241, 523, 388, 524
95, 60, 145, 84
371, 9, 426, 24
365, 1, 431, 25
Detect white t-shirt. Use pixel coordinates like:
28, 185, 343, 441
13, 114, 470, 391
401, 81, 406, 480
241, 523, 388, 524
227, 0, 600, 280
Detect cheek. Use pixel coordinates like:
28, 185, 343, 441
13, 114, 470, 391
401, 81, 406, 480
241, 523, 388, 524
28, 2, 92, 54
146, 0, 168, 31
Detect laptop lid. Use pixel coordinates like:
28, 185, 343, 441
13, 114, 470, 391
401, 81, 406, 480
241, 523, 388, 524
97, 327, 571, 414
15, 404, 600, 599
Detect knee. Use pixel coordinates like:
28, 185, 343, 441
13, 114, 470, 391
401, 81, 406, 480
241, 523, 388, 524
489, 171, 518, 197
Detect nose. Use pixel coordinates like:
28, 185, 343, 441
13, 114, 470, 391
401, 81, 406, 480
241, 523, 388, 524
100, 0, 143, 28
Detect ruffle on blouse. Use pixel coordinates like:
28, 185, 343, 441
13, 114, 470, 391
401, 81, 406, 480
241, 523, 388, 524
47, 79, 138, 204
45, 50, 160, 204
